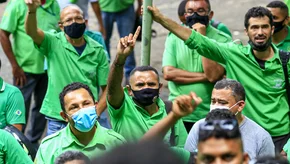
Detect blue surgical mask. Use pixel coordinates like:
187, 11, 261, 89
69, 106, 97, 132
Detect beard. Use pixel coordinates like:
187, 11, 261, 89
248, 36, 272, 52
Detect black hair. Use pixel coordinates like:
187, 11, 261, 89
255, 155, 289, 164
59, 82, 95, 112
205, 109, 236, 121
267, 1, 289, 17
178, 0, 187, 16
91, 139, 183, 164
214, 79, 246, 102
129, 66, 160, 82
199, 109, 241, 144
54, 150, 91, 164
244, 6, 273, 29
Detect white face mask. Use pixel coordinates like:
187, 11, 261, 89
210, 101, 241, 114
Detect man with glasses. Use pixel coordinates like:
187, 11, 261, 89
267, 1, 290, 51
185, 79, 275, 161
162, 0, 231, 132
24, 1, 109, 136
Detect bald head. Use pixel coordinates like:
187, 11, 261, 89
60, 5, 84, 22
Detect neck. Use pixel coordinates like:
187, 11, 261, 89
66, 35, 86, 47
272, 26, 288, 44
70, 125, 96, 146
236, 114, 245, 125
144, 103, 159, 116
253, 46, 274, 61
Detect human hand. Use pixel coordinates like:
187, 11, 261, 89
172, 92, 202, 119
12, 66, 27, 87
116, 26, 141, 63
146, 5, 163, 23
24, 0, 40, 12
192, 23, 206, 36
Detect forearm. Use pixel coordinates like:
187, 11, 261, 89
107, 56, 126, 108
142, 112, 180, 141
96, 87, 107, 116
158, 14, 191, 41
0, 30, 19, 68
25, 11, 44, 45
164, 67, 207, 84
12, 124, 23, 131
91, 2, 104, 28
202, 57, 225, 83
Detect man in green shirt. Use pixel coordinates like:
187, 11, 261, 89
35, 82, 125, 164
163, 0, 231, 132
267, 1, 290, 51
147, 5, 290, 152
106, 27, 187, 147
0, 59, 26, 131
0, 0, 59, 145
0, 129, 33, 164
24, 2, 109, 135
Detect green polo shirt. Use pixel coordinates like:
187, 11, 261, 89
36, 31, 109, 120
0, 77, 26, 129
163, 25, 231, 123
0, 129, 33, 164
107, 88, 188, 148
35, 122, 125, 164
275, 26, 290, 51
0, 0, 60, 74
210, 19, 232, 38
185, 30, 290, 136
98, 0, 134, 12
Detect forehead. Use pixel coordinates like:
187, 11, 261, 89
186, 0, 208, 10
64, 88, 92, 104
267, 7, 286, 17
130, 71, 158, 83
248, 16, 271, 26
198, 137, 242, 155
60, 6, 83, 20
211, 89, 235, 100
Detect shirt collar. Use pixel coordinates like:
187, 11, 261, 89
0, 77, 5, 92
276, 26, 290, 47
244, 44, 281, 63
62, 121, 107, 150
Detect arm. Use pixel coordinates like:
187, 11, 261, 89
163, 66, 207, 84
96, 85, 107, 116
107, 27, 141, 108
0, 30, 27, 87
142, 92, 202, 141
25, 0, 45, 46
91, 1, 106, 39
201, 57, 225, 83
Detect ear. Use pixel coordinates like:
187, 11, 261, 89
209, 11, 214, 21
58, 21, 64, 31
237, 100, 245, 112
271, 25, 274, 35
159, 83, 163, 93
60, 111, 69, 122
85, 19, 88, 26
242, 153, 250, 164
244, 28, 249, 36
126, 85, 133, 96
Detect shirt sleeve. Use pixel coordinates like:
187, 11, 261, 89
184, 120, 200, 152
5, 87, 26, 125
162, 33, 177, 67
257, 132, 275, 157
107, 92, 127, 117
96, 48, 109, 86
0, 1, 20, 33
34, 145, 45, 164
185, 30, 230, 64
1, 130, 33, 164
34, 31, 57, 57
174, 119, 188, 148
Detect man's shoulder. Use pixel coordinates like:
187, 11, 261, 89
207, 25, 231, 43
242, 117, 271, 137
100, 126, 126, 142
40, 128, 63, 145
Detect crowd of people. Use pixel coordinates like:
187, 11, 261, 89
0, 0, 290, 163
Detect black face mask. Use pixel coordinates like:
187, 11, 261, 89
64, 22, 86, 39
273, 18, 286, 33
131, 87, 159, 106
185, 12, 209, 28
248, 36, 272, 52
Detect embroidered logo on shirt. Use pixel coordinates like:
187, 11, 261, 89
273, 78, 283, 89
15, 110, 22, 116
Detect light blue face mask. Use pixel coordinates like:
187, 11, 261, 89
70, 106, 97, 132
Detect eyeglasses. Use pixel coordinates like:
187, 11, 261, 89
199, 119, 238, 131
185, 9, 210, 16
61, 17, 84, 25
